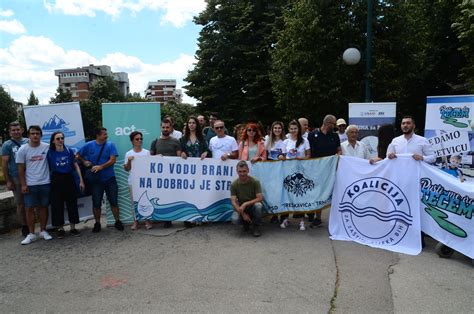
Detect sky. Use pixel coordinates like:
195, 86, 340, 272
0, 0, 206, 104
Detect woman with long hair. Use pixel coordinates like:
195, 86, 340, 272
238, 122, 267, 162
124, 131, 151, 230
369, 124, 396, 164
265, 121, 286, 160
180, 116, 210, 160
281, 120, 310, 231
47, 131, 85, 238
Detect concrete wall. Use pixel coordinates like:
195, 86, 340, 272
0, 191, 16, 234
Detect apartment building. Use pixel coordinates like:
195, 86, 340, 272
144, 79, 182, 103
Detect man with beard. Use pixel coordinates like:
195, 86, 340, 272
387, 116, 435, 163
150, 118, 181, 228
308, 114, 341, 227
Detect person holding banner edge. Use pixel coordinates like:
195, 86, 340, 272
209, 120, 238, 161
238, 122, 267, 162
231, 161, 264, 237
124, 131, 151, 230
77, 127, 124, 232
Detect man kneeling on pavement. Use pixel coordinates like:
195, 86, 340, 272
230, 161, 264, 237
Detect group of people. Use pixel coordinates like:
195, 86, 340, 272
2, 112, 457, 243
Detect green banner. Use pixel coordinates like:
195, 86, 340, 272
102, 102, 161, 224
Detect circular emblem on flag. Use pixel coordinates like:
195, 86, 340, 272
339, 177, 413, 245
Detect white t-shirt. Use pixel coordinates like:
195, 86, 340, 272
170, 129, 183, 140
338, 132, 348, 143
16, 142, 50, 186
283, 138, 310, 159
124, 148, 150, 185
341, 141, 370, 159
209, 135, 238, 160
264, 138, 285, 160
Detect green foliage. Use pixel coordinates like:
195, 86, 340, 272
452, 0, 474, 92
89, 76, 125, 103
0, 86, 18, 140
26, 90, 39, 106
50, 86, 73, 104
185, 0, 287, 126
79, 99, 102, 140
126, 92, 149, 102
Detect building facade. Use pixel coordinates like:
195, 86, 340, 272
144, 79, 182, 104
54, 65, 129, 101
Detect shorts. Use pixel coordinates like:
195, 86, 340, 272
24, 184, 51, 208
11, 177, 24, 206
91, 177, 118, 209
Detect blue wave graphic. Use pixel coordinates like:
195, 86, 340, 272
134, 197, 233, 222
339, 202, 413, 225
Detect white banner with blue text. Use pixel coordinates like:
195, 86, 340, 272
329, 155, 422, 255
251, 156, 338, 214
130, 156, 241, 222
420, 163, 474, 258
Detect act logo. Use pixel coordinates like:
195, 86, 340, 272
115, 125, 150, 136
339, 177, 413, 245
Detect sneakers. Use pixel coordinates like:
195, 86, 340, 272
310, 218, 322, 228
92, 222, 101, 233
299, 220, 306, 231
39, 230, 53, 240
114, 220, 124, 231
21, 225, 29, 237
70, 229, 81, 237
163, 221, 172, 228
57, 229, 66, 239
252, 225, 261, 237
280, 218, 289, 229
21, 233, 37, 245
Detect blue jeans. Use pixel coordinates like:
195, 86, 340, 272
231, 202, 263, 226
24, 184, 50, 208
91, 177, 118, 209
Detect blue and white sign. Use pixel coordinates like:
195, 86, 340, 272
329, 155, 422, 255
251, 156, 338, 214
23, 102, 85, 149
130, 156, 241, 222
348, 102, 397, 158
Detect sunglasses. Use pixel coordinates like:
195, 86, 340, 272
247, 129, 256, 132
55, 137, 64, 140
134, 138, 143, 141
214, 126, 224, 130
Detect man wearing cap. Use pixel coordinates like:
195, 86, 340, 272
308, 114, 341, 227
336, 118, 348, 142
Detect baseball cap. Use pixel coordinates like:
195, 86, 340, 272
336, 118, 347, 126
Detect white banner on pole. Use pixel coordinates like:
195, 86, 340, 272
329, 155, 422, 255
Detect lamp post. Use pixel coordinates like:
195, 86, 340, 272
343, 0, 373, 102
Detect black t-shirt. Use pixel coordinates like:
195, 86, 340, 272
308, 129, 341, 158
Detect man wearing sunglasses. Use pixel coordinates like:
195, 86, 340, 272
209, 120, 238, 161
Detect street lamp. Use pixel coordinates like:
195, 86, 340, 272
342, 0, 373, 102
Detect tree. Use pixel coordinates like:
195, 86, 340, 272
0, 86, 18, 140
452, 0, 474, 92
185, 0, 287, 126
26, 90, 39, 106
50, 87, 73, 104
161, 101, 197, 131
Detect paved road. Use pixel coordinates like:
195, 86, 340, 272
0, 210, 472, 313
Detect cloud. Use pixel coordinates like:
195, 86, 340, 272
0, 35, 196, 104
0, 19, 26, 34
0, 9, 14, 17
44, 0, 206, 27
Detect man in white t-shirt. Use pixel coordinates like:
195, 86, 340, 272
341, 125, 370, 159
336, 118, 348, 142
209, 120, 238, 160
16, 125, 53, 245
